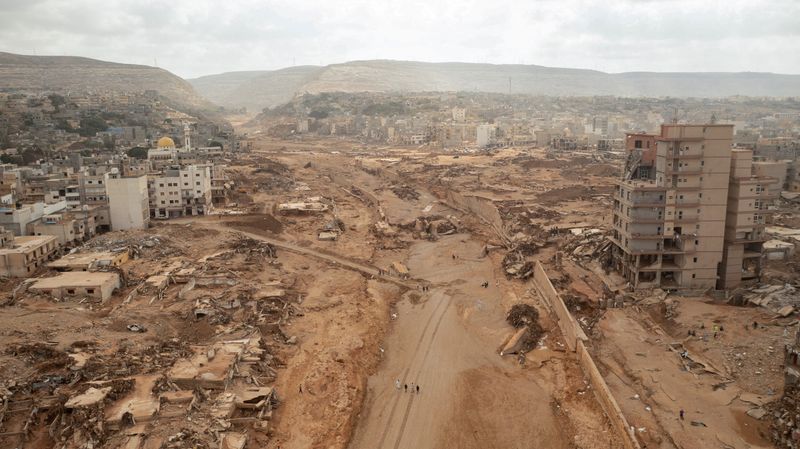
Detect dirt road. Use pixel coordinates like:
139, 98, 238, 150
348, 234, 570, 449
180, 217, 416, 288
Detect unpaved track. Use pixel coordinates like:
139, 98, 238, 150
181, 217, 416, 288
348, 235, 569, 449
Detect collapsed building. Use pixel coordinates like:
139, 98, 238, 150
610, 124, 776, 289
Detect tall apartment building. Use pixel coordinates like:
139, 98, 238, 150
105, 173, 150, 231
610, 124, 775, 290
719, 149, 777, 287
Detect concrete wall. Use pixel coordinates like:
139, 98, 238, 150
577, 340, 641, 449
534, 262, 641, 449
442, 190, 510, 245
532, 261, 587, 351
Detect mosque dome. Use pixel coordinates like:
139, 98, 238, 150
157, 136, 175, 149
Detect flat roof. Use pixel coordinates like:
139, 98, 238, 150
48, 251, 124, 268
0, 235, 56, 254
31, 272, 119, 289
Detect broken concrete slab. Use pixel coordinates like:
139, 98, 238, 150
220, 432, 247, 449
746, 407, 767, 420
65, 386, 112, 408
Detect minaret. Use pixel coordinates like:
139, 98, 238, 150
183, 122, 192, 150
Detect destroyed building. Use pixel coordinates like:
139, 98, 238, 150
28, 271, 121, 300
610, 124, 776, 289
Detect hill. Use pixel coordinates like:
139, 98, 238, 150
190, 60, 800, 111
189, 66, 323, 112
0, 52, 215, 113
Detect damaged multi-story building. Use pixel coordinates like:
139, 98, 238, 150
610, 124, 776, 290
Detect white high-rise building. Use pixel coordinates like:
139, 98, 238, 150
105, 172, 150, 231
477, 124, 495, 148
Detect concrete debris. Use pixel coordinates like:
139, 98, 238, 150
501, 304, 543, 355
747, 407, 767, 419
227, 234, 277, 259
127, 324, 148, 333
390, 184, 420, 201
739, 283, 800, 316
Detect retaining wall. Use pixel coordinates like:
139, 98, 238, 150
532, 261, 587, 351
441, 190, 510, 245
533, 262, 641, 449
576, 340, 641, 449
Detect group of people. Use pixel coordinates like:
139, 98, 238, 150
420, 284, 430, 292
688, 322, 726, 339
395, 379, 420, 394
480, 281, 490, 288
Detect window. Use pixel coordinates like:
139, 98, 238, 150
692, 274, 696, 279
67, 289, 75, 294
693, 257, 698, 263
635, 140, 642, 149
87, 288, 94, 294
695, 239, 699, 245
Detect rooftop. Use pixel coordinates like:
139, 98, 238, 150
30, 271, 119, 289
0, 235, 56, 254
48, 251, 125, 269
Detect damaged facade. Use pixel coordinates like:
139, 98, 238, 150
611, 124, 776, 289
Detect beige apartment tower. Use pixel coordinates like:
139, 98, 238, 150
610, 124, 775, 290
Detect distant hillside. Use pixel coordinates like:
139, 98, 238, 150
0, 52, 215, 113
190, 66, 323, 112
191, 60, 800, 111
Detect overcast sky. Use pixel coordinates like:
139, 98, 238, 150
1, 0, 798, 79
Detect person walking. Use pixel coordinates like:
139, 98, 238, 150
416, 385, 419, 394
404, 384, 408, 393
679, 409, 685, 420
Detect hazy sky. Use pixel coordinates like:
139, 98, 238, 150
1, 0, 798, 78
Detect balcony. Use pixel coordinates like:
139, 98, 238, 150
671, 151, 702, 159
667, 168, 702, 176
630, 232, 666, 239
673, 216, 699, 224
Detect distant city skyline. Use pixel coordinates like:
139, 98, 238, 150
1, 0, 798, 79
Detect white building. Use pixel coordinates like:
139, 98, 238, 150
452, 107, 466, 123
105, 173, 150, 231
148, 165, 212, 219
477, 124, 496, 148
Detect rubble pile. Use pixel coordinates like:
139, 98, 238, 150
737, 283, 800, 317
390, 183, 420, 201
561, 229, 612, 263
400, 214, 459, 240
770, 384, 800, 449
503, 304, 544, 354
84, 234, 182, 259
502, 251, 534, 280
252, 158, 295, 192
227, 234, 277, 259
